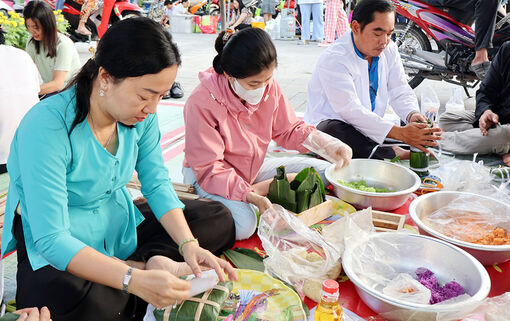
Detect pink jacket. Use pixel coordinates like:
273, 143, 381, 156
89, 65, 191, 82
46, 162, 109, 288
183, 70, 315, 202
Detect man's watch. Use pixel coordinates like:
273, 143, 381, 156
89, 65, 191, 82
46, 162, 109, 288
123, 267, 134, 293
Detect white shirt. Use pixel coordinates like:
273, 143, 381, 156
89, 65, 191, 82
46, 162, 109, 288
171, 3, 188, 15
0, 45, 40, 164
304, 32, 419, 144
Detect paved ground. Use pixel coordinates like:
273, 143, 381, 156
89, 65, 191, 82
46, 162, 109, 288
75, 32, 477, 115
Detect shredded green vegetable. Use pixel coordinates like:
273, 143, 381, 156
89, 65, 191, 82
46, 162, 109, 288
337, 179, 392, 193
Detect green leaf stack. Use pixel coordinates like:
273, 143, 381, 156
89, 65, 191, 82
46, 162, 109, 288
267, 166, 326, 214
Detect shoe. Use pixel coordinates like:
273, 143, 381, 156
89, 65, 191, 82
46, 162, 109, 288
469, 61, 491, 80
297, 40, 309, 45
162, 90, 172, 100
170, 81, 184, 99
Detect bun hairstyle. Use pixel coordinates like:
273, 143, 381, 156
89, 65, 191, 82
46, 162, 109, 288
67, 17, 181, 134
212, 28, 277, 79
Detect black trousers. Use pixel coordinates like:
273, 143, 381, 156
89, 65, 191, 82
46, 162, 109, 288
0, 163, 6, 174
14, 198, 236, 321
425, 0, 499, 51
317, 119, 396, 160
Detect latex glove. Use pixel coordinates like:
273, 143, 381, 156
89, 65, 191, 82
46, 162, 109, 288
181, 242, 238, 282
302, 130, 352, 169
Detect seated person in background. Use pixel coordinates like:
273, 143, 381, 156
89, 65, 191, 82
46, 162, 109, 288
0, 28, 39, 174
439, 42, 510, 165
228, 0, 253, 31
160, 0, 174, 26
172, 0, 190, 15
23, 1, 80, 98
75, 0, 99, 36
183, 28, 352, 240
421, 0, 499, 79
305, 0, 441, 159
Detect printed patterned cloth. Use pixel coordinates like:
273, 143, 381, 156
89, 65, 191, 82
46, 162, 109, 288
324, 0, 349, 43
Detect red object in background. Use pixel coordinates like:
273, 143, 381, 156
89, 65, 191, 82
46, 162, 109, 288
97, 0, 141, 38
193, 15, 220, 34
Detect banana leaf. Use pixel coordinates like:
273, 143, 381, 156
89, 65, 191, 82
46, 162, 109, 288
267, 166, 296, 212
269, 166, 326, 213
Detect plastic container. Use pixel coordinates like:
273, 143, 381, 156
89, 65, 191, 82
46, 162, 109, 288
251, 21, 266, 29
280, 8, 296, 38
315, 279, 343, 321
169, 14, 195, 33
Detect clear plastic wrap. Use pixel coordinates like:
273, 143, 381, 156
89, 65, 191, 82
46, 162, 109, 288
302, 130, 352, 169
420, 85, 440, 122
383, 273, 432, 305
445, 87, 465, 113
257, 204, 341, 297
423, 195, 510, 245
461, 292, 510, 321
429, 159, 510, 205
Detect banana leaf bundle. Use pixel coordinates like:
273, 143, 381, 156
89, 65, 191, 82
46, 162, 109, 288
267, 166, 326, 214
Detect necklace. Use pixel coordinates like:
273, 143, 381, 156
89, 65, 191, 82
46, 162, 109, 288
89, 115, 117, 149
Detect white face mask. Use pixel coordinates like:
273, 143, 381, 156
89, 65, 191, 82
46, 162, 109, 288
231, 79, 267, 105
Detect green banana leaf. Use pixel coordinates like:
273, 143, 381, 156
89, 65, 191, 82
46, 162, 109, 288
267, 166, 297, 212
268, 166, 326, 213
223, 248, 265, 272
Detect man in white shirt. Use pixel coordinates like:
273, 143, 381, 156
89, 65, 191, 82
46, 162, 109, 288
305, 0, 441, 159
171, 0, 190, 15
0, 29, 40, 173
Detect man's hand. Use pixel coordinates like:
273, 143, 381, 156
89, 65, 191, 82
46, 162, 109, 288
389, 123, 442, 154
479, 110, 499, 136
408, 112, 428, 124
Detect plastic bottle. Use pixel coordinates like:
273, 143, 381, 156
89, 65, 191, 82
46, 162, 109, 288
315, 279, 343, 321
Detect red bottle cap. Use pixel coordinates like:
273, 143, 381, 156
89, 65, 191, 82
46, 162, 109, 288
322, 279, 339, 294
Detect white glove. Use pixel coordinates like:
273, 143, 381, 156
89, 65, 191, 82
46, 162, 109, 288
302, 130, 352, 169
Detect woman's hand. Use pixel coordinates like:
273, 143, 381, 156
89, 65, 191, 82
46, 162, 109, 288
15, 307, 51, 321
128, 268, 191, 309
181, 243, 238, 282
302, 130, 352, 170
146, 255, 194, 277
246, 191, 272, 214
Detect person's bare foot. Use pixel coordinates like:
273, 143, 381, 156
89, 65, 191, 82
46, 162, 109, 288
392, 146, 410, 160
76, 25, 92, 36
502, 153, 510, 167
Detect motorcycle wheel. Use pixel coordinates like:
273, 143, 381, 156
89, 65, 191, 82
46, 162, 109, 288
393, 22, 431, 89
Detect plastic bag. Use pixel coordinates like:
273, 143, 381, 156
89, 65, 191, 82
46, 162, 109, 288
257, 204, 341, 297
422, 194, 510, 245
429, 159, 510, 205
445, 87, 465, 113
302, 130, 352, 169
382, 273, 432, 305
461, 292, 510, 321
420, 84, 440, 122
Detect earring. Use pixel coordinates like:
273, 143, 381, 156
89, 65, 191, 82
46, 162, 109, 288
99, 89, 105, 97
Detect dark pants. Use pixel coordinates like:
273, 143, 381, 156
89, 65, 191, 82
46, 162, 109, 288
317, 119, 396, 159
425, 0, 499, 50
15, 198, 236, 321
0, 164, 6, 174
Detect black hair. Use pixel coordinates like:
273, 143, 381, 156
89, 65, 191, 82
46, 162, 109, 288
23, 1, 58, 57
164, 0, 172, 5
66, 17, 181, 134
352, 0, 395, 31
213, 28, 277, 78
0, 28, 5, 45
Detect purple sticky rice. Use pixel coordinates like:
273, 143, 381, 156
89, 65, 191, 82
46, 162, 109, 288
415, 268, 465, 304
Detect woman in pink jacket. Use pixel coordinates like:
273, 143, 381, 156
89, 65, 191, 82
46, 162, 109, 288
183, 28, 352, 240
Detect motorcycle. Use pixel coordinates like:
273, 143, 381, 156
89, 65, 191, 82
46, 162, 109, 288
41, 0, 143, 40
390, 0, 510, 91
